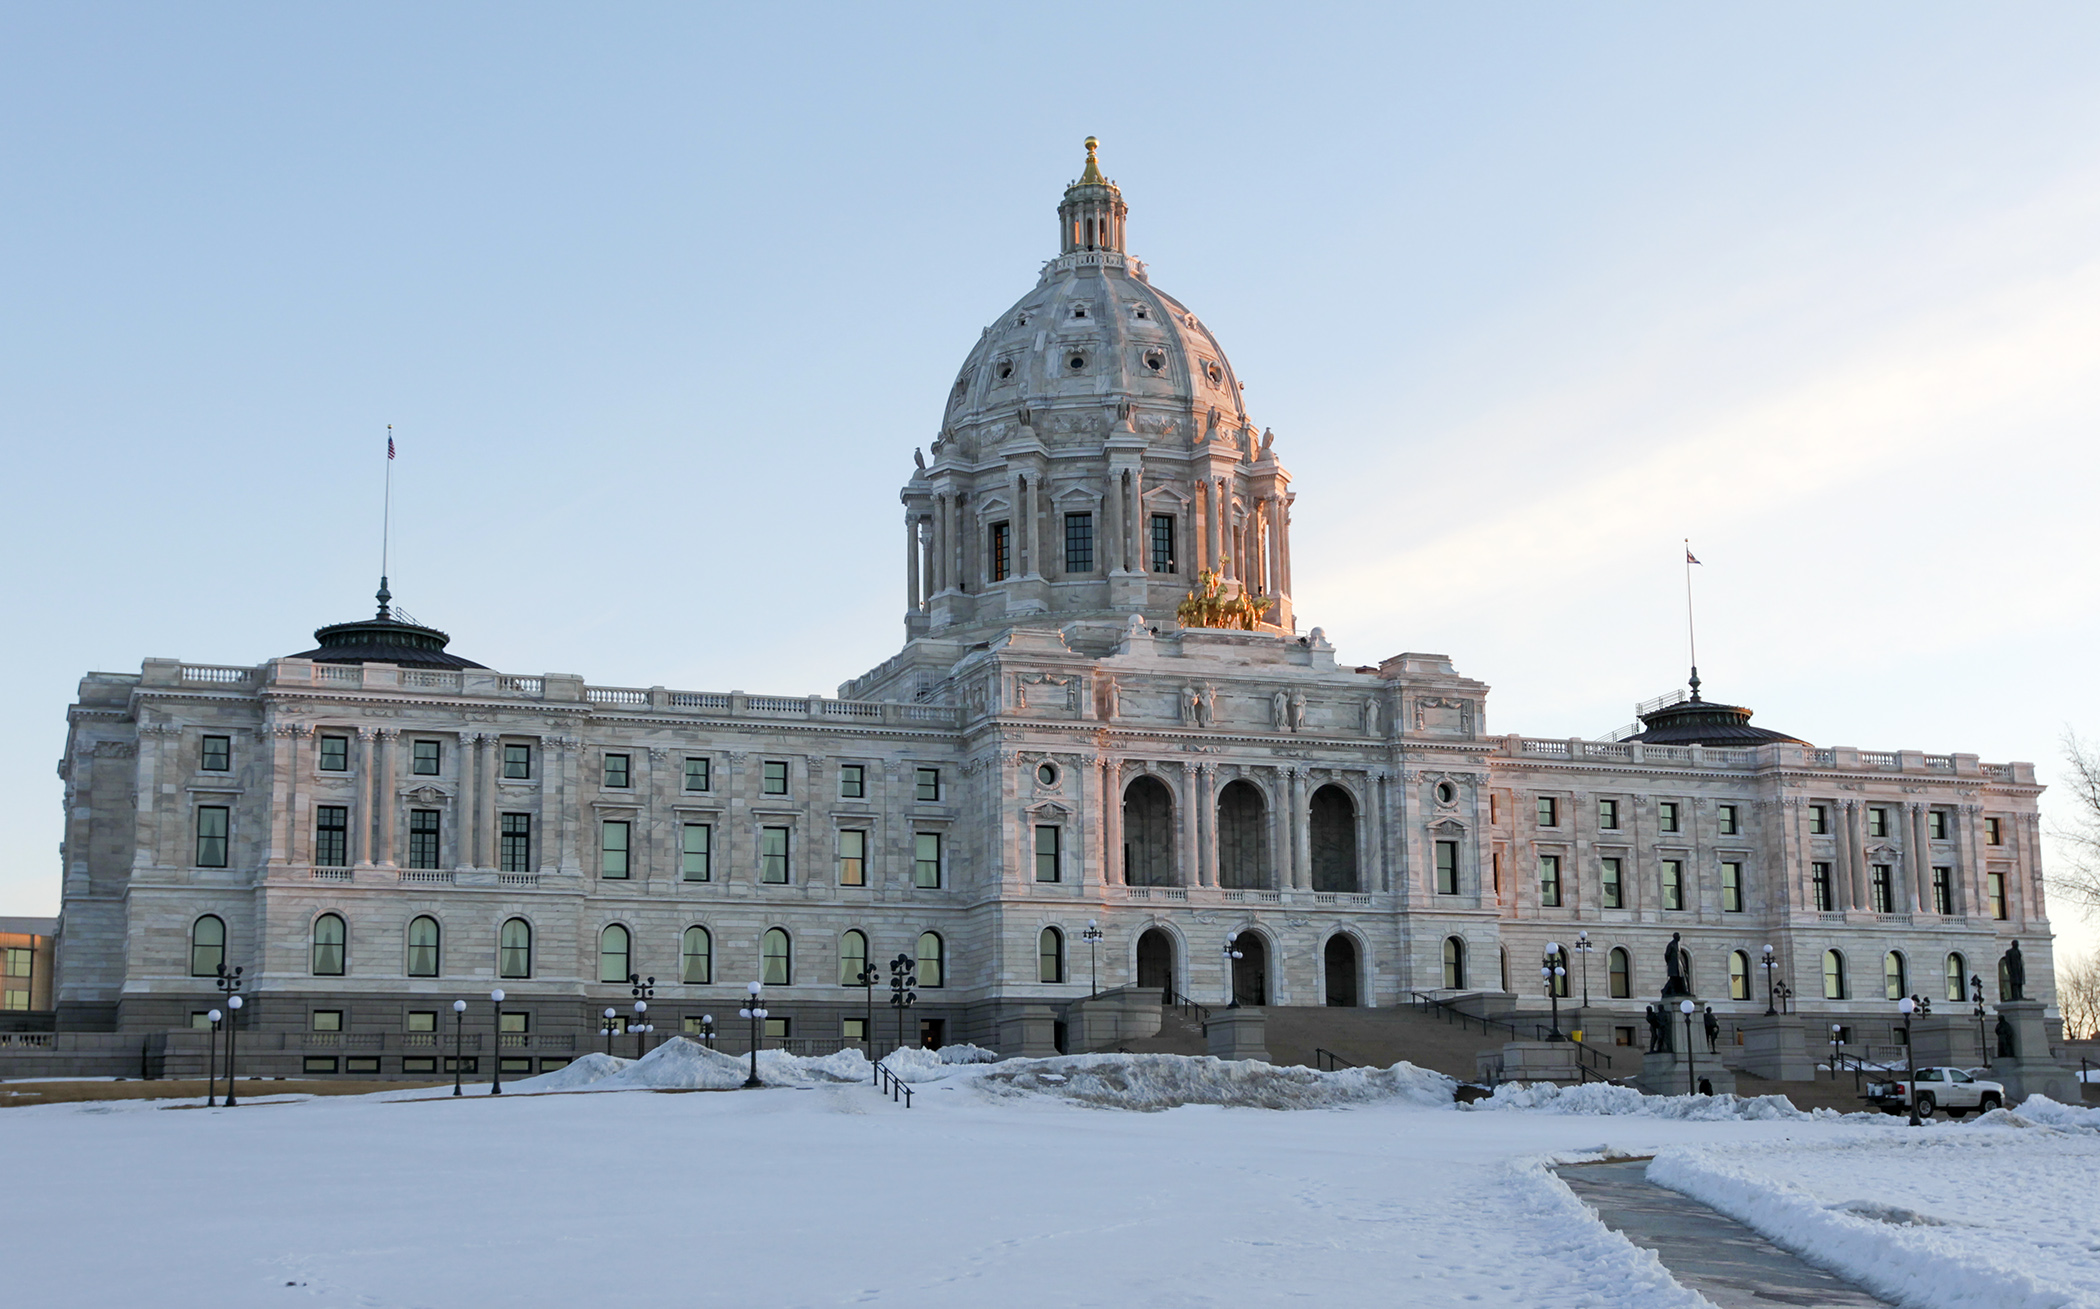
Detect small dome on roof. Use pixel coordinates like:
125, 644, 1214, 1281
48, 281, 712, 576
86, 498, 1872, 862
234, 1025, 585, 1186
1625, 688, 1805, 747
286, 581, 485, 670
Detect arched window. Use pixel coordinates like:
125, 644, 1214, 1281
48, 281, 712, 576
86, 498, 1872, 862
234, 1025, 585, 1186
1038, 928, 1064, 984
1608, 947, 1631, 999
1883, 950, 1906, 1001
190, 915, 225, 977
682, 926, 712, 985
1823, 949, 1847, 1000
838, 929, 868, 987
1308, 785, 1359, 893
406, 916, 440, 978
311, 913, 346, 976
761, 928, 792, 985
1442, 936, 1466, 989
1728, 950, 1751, 1001
1945, 952, 1967, 1004
499, 918, 532, 979
917, 931, 944, 988
599, 924, 631, 984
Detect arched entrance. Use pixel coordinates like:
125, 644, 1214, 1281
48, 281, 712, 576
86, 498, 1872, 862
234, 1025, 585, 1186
1136, 928, 1175, 991
1216, 780, 1268, 889
1309, 785, 1359, 892
1324, 935, 1359, 1006
1123, 776, 1176, 887
1232, 932, 1269, 1006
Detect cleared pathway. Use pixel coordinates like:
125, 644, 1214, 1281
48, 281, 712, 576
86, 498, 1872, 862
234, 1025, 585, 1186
1556, 1159, 1892, 1308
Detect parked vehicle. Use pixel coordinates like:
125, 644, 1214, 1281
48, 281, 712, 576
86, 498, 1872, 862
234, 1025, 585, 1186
1864, 1065, 2004, 1117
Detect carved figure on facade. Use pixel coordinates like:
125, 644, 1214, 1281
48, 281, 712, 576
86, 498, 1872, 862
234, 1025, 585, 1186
1362, 696, 1380, 736
1199, 683, 1218, 727
1180, 684, 1201, 726
1288, 690, 1307, 731
1272, 690, 1291, 731
1101, 674, 1125, 722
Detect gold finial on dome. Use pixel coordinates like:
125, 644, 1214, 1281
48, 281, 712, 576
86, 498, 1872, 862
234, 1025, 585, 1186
1079, 136, 1105, 185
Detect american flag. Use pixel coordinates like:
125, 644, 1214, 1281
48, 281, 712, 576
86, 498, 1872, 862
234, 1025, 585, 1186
1685, 548, 1701, 565
387, 428, 395, 460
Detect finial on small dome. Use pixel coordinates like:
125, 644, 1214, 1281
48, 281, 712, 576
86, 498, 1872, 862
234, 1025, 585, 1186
1079, 136, 1105, 185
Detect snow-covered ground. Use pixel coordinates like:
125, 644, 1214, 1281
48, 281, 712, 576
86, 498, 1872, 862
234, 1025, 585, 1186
2, 1043, 2094, 1308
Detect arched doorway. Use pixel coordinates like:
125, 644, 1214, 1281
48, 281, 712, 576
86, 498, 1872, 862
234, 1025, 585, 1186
1309, 785, 1358, 892
1216, 780, 1268, 889
1232, 932, 1268, 1006
1123, 776, 1176, 887
1136, 928, 1175, 991
1325, 935, 1359, 1006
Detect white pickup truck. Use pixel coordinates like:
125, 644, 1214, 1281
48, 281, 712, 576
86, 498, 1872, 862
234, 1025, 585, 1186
1864, 1066, 2005, 1117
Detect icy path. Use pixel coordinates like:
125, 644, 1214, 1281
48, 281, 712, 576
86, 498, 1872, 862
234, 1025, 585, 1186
0, 1075, 1865, 1308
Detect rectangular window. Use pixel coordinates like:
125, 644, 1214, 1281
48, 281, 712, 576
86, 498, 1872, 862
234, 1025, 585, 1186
1661, 859, 1683, 910
345, 1056, 381, 1075
1536, 797, 1558, 828
201, 735, 231, 772
839, 764, 864, 799
1491, 850, 1501, 893
406, 1011, 437, 1033
1868, 807, 1889, 838
318, 735, 348, 771
408, 810, 441, 869
1, 990, 27, 1012
760, 826, 790, 883
503, 744, 532, 780
314, 805, 349, 868
915, 832, 942, 888
403, 1056, 439, 1075
1149, 513, 1176, 573
196, 806, 229, 868
1034, 826, 1061, 883
991, 521, 1012, 581
1812, 861, 1833, 911
1435, 840, 1459, 895
1986, 817, 2004, 846
304, 1056, 340, 1075
915, 768, 941, 802
1721, 861, 1744, 912
1538, 855, 1561, 907
1931, 866, 1952, 915
412, 740, 441, 775
604, 754, 631, 789
1929, 810, 1949, 840
1987, 871, 2007, 919
500, 813, 531, 873
762, 760, 788, 795
1597, 799, 1619, 830
1717, 804, 1739, 836
763, 1017, 791, 1040
1809, 804, 1828, 835
444, 1057, 479, 1074
841, 1017, 867, 1044
601, 821, 630, 879
1871, 864, 1893, 913
684, 757, 711, 792
1064, 512, 1094, 574
311, 1010, 343, 1032
838, 829, 867, 886
4, 949, 31, 978
499, 1012, 528, 1034
682, 824, 712, 882
1600, 857, 1622, 908
1658, 801, 1680, 833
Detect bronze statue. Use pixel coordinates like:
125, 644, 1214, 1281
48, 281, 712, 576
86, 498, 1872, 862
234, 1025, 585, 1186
1702, 1004, 1719, 1054
1661, 933, 1690, 998
1995, 1010, 2017, 1059
2001, 941, 2026, 1002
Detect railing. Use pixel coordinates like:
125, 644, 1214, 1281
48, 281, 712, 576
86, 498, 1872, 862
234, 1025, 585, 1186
1859, 751, 1898, 767
822, 701, 883, 719
317, 665, 362, 684
1982, 763, 2010, 779
905, 704, 952, 722
398, 870, 454, 885
1223, 890, 1282, 903
310, 868, 352, 882
1313, 1047, 1359, 1071
669, 692, 729, 709
304, 1033, 385, 1049
0, 1033, 55, 1047
499, 676, 543, 695
1809, 749, 1836, 764
1161, 986, 1212, 1026
1409, 990, 1521, 1040
1312, 892, 1372, 906
746, 696, 807, 714
1926, 755, 1954, 770
872, 1059, 915, 1107
1636, 688, 1689, 717
182, 665, 252, 684
399, 670, 460, 691
498, 874, 540, 888
586, 687, 647, 706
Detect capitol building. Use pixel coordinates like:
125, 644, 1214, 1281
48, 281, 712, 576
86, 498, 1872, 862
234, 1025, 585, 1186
52, 142, 2055, 1073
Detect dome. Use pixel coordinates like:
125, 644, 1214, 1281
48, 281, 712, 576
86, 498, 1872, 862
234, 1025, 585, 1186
286, 581, 486, 670
1625, 689, 1805, 747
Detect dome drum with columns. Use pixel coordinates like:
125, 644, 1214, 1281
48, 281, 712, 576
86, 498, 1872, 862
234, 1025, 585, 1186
898, 138, 1295, 660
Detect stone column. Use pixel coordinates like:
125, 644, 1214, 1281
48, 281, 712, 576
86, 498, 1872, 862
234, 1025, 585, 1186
354, 727, 376, 866
1195, 763, 1217, 888
1370, 770, 1390, 893
1177, 762, 1200, 887
539, 734, 561, 874
1958, 804, 1983, 918
377, 728, 399, 867
930, 496, 947, 593
905, 514, 921, 612
265, 724, 295, 869
454, 730, 476, 870
1278, 497, 1294, 597
1843, 800, 1867, 910
1195, 479, 1212, 574
1127, 467, 1145, 571
1101, 758, 1123, 885
1288, 767, 1310, 890
1908, 803, 1933, 913
1027, 472, 1043, 579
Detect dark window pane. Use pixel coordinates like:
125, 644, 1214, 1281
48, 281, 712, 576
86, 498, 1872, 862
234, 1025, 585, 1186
991, 521, 1012, 581
503, 745, 532, 779
684, 757, 710, 792
915, 768, 940, 802
1149, 514, 1175, 573
682, 824, 711, 881
1064, 512, 1094, 574
318, 736, 348, 771
196, 806, 229, 868
408, 810, 441, 870
915, 832, 941, 888
412, 740, 441, 775
839, 764, 864, 799
762, 760, 788, 795
315, 805, 348, 868
601, 822, 630, 878
500, 813, 531, 872
604, 754, 630, 788
201, 736, 231, 772
760, 827, 789, 883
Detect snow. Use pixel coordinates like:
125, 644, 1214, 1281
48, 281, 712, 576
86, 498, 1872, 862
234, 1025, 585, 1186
3, 1055, 2095, 1307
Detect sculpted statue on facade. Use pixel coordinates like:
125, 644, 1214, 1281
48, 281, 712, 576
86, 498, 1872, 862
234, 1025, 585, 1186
1362, 697, 1380, 736
1288, 690, 1307, 731
1199, 683, 1218, 727
1272, 690, 1291, 731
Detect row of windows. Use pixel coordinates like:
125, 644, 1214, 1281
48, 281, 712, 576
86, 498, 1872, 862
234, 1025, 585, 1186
1533, 797, 1718, 834
985, 513, 1179, 582
1820, 949, 1979, 1002
1806, 862, 2007, 918
1441, 939, 1982, 1007
1526, 797, 2011, 847
1535, 855, 1745, 911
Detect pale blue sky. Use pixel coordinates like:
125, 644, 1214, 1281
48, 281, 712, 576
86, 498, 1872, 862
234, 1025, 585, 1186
5, 6, 2098, 956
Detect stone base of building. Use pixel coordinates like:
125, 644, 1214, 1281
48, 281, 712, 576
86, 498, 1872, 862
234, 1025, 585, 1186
996, 1005, 1060, 1058
1635, 1049, 1736, 1097
1204, 1009, 1269, 1062
1478, 1038, 1585, 1085
1731, 1016, 1818, 1082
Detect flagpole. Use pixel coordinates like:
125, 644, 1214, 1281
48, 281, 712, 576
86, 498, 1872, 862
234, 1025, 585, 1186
1683, 538, 1699, 700
379, 426, 394, 619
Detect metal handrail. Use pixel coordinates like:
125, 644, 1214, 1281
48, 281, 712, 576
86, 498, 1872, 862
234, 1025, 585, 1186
1160, 986, 1212, 1026
1408, 990, 1521, 1039
1313, 1047, 1360, 1071
871, 1058, 914, 1108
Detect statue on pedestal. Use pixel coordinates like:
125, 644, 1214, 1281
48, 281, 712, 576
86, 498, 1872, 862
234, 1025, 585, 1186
1995, 1011, 2017, 1059
1644, 1003, 1670, 1054
1660, 933, 1691, 999
2000, 941, 2026, 1002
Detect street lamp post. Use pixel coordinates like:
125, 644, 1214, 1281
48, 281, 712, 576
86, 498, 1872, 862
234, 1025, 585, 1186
857, 962, 880, 1057
489, 989, 506, 1096
1574, 931, 1593, 1013
1774, 979, 1792, 1015
1830, 1023, 1844, 1082
1762, 944, 1778, 1017
451, 999, 467, 1096
1971, 974, 1989, 1068
1541, 944, 1566, 1041
600, 1008, 618, 1056
629, 974, 656, 1058
739, 982, 768, 1089
1222, 934, 1244, 1008
1082, 920, 1104, 998
205, 1008, 223, 1107
699, 1015, 716, 1049
1898, 997, 1921, 1127
1680, 999, 1699, 1095
214, 964, 243, 1107
889, 953, 919, 1052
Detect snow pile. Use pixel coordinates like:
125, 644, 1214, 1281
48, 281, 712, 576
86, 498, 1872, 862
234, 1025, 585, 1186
509, 1051, 633, 1091
936, 1043, 1002, 1064
1972, 1095, 2100, 1133
1650, 1136, 2100, 1309
508, 1040, 874, 1093
1467, 1080, 1814, 1121
874, 1046, 952, 1083
975, 1053, 1455, 1111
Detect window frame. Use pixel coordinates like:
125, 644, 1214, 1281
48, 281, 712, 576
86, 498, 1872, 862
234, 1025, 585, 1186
1945, 952, 1967, 1003
200, 734, 232, 773
318, 735, 349, 772
1658, 801, 1680, 833
914, 831, 943, 889
1717, 804, 1739, 836
1883, 950, 1907, 1001
195, 805, 230, 868
838, 763, 865, 799
1148, 513, 1176, 573
1033, 825, 1061, 883
1038, 927, 1064, 984
990, 520, 1012, 581
1931, 866, 1952, 915
681, 823, 712, 883
314, 804, 349, 868
1871, 864, 1893, 913
499, 917, 533, 979
1812, 861, 1833, 911
839, 928, 869, 987
761, 927, 792, 985
760, 826, 791, 884
682, 925, 713, 984
1728, 950, 1751, 1000
1608, 947, 1631, 999
599, 923, 631, 984
1597, 798, 1619, 831
1929, 809, 1949, 840
600, 820, 631, 879
1661, 858, 1684, 911
503, 743, 532, 780
1987, 870, 2007, 920
190, 915, 226, 977
1809, 804, 1828, 835
1063, 511, 1094, 574
762, 760, 789, 796
411, 740, 442, 776
1536, 796, 1559, 829
684, 757, 711, 793
499, 812, 532, 873
1434, 840, 1459, 895
408, 809, 441, 870
1868, 807, 1890, 838
311, 912, 346, 977
603, 753, 631, 789
1538, 854, 1562, 908
914, 768, 941, 803
406, 915, 440, 978
1985, 816, 2004, 846
916, 931, 945, 988
1721, 861, 1744, 913
1823, 949, 1847, 1000
837, 828, 868, 887
1600, 856, 1622, 909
